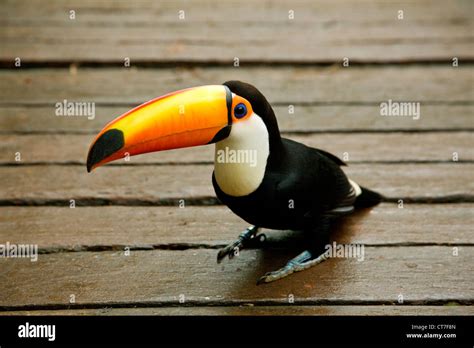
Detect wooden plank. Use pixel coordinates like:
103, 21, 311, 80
1, 164, 472, 202
0, 246, 472, 307
1, 0, 472, 62
0, 66, 471, 104
2, 30, 471, 64
2, 0, 470, 22
1, 306, 472, 316
0, 105, 473, 134
1, 132, 472, 164
0, 204, 472, 248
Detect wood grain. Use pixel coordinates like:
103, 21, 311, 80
1, 0, 472, 62
0, 66, 471, 104
1, 164, 472, 203
1, 246, 472, 308
0, 204, 472, 249
1, 105, 473, 134
1, 132, 472, 164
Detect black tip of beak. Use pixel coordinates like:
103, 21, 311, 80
86, 129, 125, 172
207, 125, 231, 144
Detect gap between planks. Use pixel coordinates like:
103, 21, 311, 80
1, 196, 473, 206
29, 242, 474, 256
0, 300, 473, 313
1, 164, 473, 205
1, 60, 474, 69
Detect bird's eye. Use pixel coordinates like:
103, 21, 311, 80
233, 103, 247, 119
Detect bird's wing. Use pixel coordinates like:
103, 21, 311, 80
313, 148, 347, 166
275, 146, 356, 219
313, 149, 356, 214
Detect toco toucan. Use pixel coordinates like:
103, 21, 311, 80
87, 81, 382, 284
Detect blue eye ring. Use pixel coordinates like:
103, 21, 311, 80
233, 103, 247, 119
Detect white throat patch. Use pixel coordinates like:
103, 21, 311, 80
214, 113, 270, 197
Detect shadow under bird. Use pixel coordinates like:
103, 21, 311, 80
87, 81, 382, 284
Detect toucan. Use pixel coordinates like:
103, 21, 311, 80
87, 81, 382, 284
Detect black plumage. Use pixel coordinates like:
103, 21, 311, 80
214, 81, 381, 229
213, 81, 382, 271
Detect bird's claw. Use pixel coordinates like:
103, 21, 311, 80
257, 265, 297, 285
217, 242, 242, 263
217, 229, 264, 263
257, 250, 329, 285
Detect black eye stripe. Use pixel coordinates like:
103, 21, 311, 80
223, 85, 233, 126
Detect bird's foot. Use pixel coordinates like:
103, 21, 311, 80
257, 250, 328, 285
217, 226, 264, 263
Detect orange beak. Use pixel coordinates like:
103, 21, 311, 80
87, 85, 232, 172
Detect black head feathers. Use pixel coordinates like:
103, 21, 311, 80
223, 81, 282, 151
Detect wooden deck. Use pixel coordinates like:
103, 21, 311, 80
0, 0, 473, 316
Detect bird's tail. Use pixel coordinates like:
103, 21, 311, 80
354, 186, 384, 208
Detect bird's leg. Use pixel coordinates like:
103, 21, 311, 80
257, 217, 332, 284
217, 225, 263, 263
